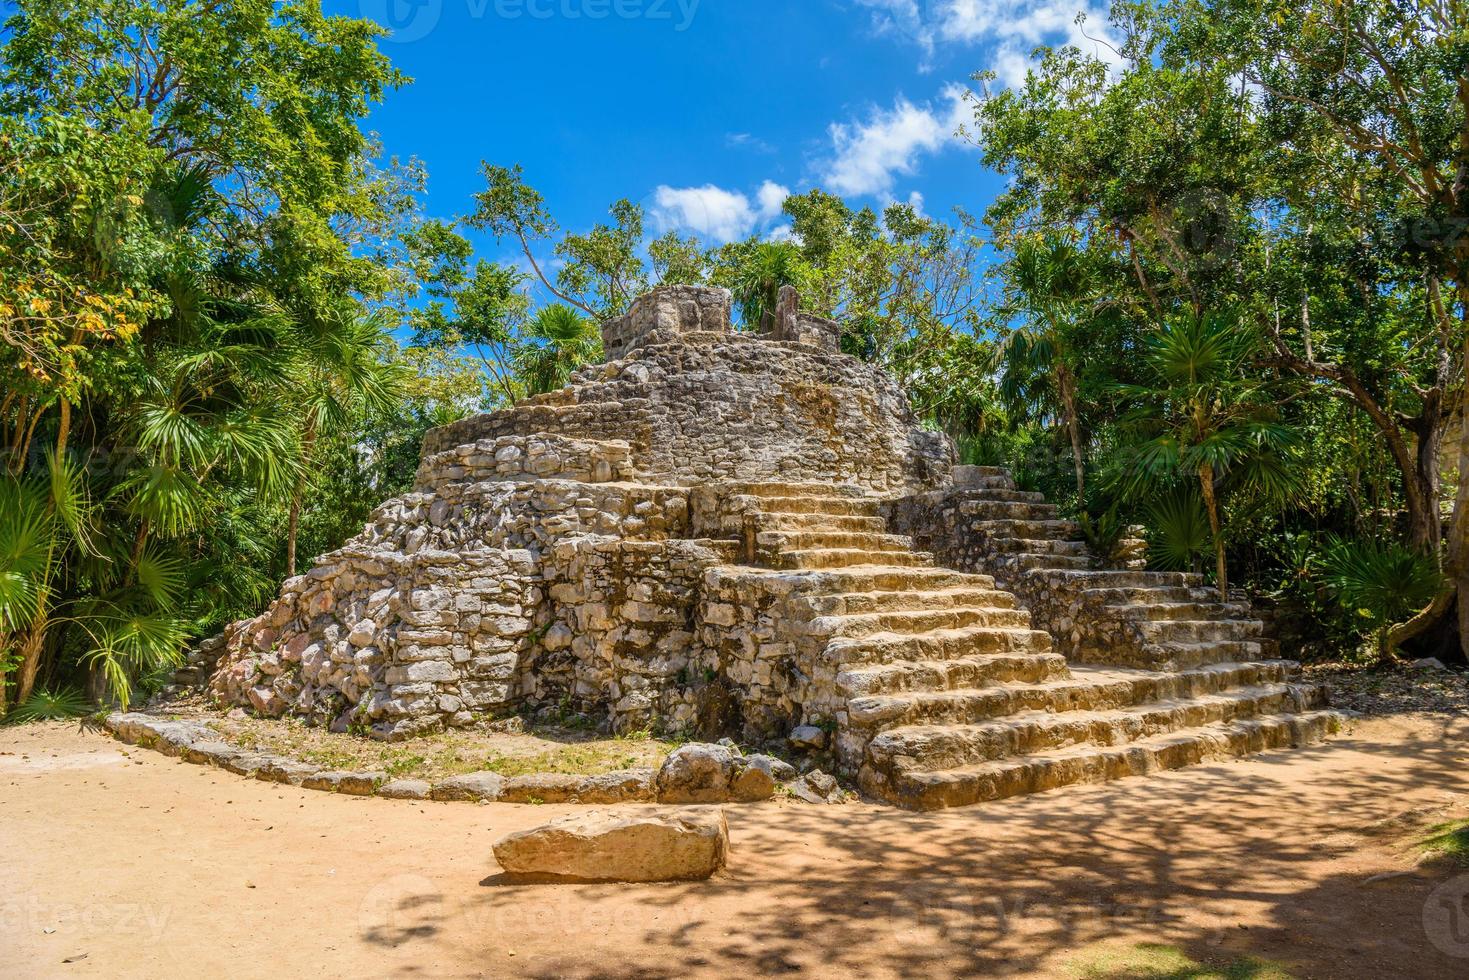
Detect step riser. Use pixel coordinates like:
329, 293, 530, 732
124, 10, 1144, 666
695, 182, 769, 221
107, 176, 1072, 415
797, 589, 1017, 616
957, 502, 1061, 520
759, 531, 914, 552
810, 608, 1034, 640
1146, 642, 1268, 671
1130, 620, 1264, 644
989, 539, 1091, 556
861, 712, 1344, 810
776, 550, 934, 570
763, 568, 998, 593
1024, 570, 1206, 589
1108, 603, 1252, 622
827, 629, 1054, 666
758, 513, 889, 532
836, 653, 1072, 698
968, 519, 1081, 540
744, 497, 883, 517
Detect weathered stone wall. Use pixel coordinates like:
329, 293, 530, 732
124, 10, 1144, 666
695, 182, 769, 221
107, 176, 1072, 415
209, 433, 734, 738
422, 335, 952, 493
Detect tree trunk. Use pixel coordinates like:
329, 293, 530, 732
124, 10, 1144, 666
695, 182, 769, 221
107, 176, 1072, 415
1199, 462, 1227, 602
1057, 364, 1086, 501
15, 619, 46, 705
1403, 401, 1446, 554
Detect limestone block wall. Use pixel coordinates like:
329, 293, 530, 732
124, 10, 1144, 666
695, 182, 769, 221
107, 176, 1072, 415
208, 434, 732, 738
536, 536, 738, 734
422, 337, 953, 494
601, 285, 733, 360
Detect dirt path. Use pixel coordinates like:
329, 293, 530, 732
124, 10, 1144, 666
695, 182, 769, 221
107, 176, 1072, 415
4, 715, 1469, 978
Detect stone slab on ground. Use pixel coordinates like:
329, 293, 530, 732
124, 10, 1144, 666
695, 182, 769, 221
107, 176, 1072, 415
498, 769, 655, 804
492, 807, 729, 882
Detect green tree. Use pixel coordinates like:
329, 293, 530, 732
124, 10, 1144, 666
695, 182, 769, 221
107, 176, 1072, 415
285, 303, 406, 577
996, 234, 1107, 499
513, 304, 602, 397
0, 0, 410, 708
1111, 311, 1303, 599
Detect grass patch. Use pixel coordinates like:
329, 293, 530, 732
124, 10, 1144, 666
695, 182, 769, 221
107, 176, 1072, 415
1417, 819, 1469, 868
1065, 942, 1295, 980
205, 715, 676, 782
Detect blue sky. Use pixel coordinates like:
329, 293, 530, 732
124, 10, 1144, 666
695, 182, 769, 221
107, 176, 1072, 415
333, 0, 1121, 259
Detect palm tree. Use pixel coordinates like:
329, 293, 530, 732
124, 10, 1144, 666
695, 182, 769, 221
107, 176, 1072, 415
1111, 311, 1302, 600
513, 304, 602, 397
0, 452, 186, 712
1321, 536, 1442, 664
728, 242, 808, 332
285, 302, 407, 577
997, 234, 1102, 500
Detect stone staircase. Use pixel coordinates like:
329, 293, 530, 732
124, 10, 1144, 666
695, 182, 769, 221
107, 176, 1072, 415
718, 479, 1343, 810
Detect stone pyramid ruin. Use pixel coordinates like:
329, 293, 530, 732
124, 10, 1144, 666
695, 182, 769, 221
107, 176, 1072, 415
207, 285, 1343, 809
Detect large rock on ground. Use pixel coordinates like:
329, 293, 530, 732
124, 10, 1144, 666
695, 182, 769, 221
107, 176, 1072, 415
655, 743, 784, 803
492, 807, 729, 882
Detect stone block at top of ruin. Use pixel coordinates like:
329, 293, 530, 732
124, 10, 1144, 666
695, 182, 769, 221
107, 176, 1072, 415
764, 284, 841, 354
599, 283, 843, 361
600, 285, 733, 361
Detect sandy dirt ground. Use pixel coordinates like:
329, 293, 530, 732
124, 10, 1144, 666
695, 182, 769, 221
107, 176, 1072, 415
5, 714, 1469, 979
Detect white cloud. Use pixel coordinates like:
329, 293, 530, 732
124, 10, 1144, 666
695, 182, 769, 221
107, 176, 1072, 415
852, 0, 1125, 85
727, 132, 776, 154
820, 86, 971, 199
756, 181, 791, 221
650, 182, 791, 244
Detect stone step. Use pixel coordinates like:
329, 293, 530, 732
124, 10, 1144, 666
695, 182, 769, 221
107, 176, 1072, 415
757, 530, 914, 553
860, 710, 1345, 810
836, 652, 1072, 698
846, 661, 1298, 732
744, 495, 884, 517
864, 670, 1313, 771
1106, 601, 1253, 622
987, 537, 1091, 556
774, 549, 935, 570
711, 566, 998, 595
1143, 639, 1269, 670
970, 518, 1081, 540
757, 512, 889, 532
807, 605, 1034, 640
958, 500, 1061, 520
1080, 585, 1216, 605
825, 625, 1055, 666
722, 481, 874, 499
796, 587, 1017, 617
1127, 618, 1264, 644
1022, 568, 1206, 589
956, 475, 1018, 490
952, 488, 1048, 504
1003, 553, 1095, 572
